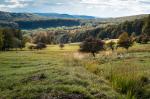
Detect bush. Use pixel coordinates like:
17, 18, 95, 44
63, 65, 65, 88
59, 43, 64, 49
136, 34, 149, 44
27, 43, 46, 50
27, 44, 36, 50
35, 42, 47, 50
106, 40, 116, 51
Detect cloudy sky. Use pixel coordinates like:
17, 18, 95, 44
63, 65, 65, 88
0, 0, 150, 17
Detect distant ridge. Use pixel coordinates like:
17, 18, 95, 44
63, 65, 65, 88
35, 13, 96, 19
0, 11, 44, 21
97, 14, 150, 22
0, 11, 95, 21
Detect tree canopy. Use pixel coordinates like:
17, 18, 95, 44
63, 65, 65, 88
79, 37, 105, 57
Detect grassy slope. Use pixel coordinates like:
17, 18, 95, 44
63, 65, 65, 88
0, 43, 149, 99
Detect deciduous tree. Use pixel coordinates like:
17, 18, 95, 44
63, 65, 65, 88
117, 32, 133, 50
79, 37, 105, 57
0, 31, 3, 50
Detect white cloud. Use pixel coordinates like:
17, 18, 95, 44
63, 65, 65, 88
0, 0, 150, 17
77, 0, 150, 17
0, 0, 28, 10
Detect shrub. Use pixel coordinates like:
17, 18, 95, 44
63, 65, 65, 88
136, 34, 149, 44
106, 40, 116, 51
27, 44, 36, 50
35, 42, 47, 50
59, 43, 64, 50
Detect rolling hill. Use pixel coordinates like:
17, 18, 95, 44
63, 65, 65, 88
0, 11, 149, 29
99, 14, 149, 22
0, 11, 95, 21
0, 11, 45, 21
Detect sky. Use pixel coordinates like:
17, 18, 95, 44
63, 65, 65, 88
0, 0, 150, 17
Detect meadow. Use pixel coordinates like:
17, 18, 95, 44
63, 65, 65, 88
0, 43, 149, 99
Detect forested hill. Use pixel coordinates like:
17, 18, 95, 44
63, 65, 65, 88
0, 11, 149, 29
98, 14, 149, 22
0, 11, 45, 21
16, 19, 80, 29
21, 15, 149, 45
0, 11, 95, 29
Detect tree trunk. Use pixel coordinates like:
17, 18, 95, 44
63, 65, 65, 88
92, 52, 95, 57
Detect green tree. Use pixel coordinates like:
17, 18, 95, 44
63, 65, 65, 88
117, 32, 133, 50
2, 29, 14, 50
1, 28, 24, 51
79, 37, 105, 57
0, 31, 3, 50
142, 15, 150, 36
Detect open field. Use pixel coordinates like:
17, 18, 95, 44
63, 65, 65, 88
0, 43, 150, 99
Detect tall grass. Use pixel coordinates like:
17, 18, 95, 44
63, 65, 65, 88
63, 53, 83, 67
62, 43, 150, 99
107, 66, 149, 99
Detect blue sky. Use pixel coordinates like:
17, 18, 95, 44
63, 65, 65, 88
0, 0, 150, 17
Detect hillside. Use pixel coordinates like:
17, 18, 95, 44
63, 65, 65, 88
0, 11, 149, 29
101, 14, 149, 22
0, 11, 82, 29
0, 11, 45, 21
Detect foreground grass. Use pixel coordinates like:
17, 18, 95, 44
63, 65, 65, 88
0, 43, 149, 99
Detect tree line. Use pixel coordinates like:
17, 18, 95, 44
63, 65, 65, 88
73, 15, 150, 42
0, 28, 25, 50
80, 32, 137, 57
25, 15, 150, 44
0, 15, 149, 51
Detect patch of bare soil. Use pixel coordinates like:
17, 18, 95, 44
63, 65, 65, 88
21, 73, 46, 83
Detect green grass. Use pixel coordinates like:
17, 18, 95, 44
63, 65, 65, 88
0, 43, 149, 99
